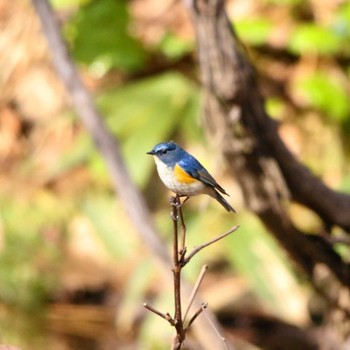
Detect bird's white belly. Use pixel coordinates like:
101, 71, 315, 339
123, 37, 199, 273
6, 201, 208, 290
154, 157, 205, 196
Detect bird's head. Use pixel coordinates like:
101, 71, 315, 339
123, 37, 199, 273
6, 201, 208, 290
147, 141, 181, 166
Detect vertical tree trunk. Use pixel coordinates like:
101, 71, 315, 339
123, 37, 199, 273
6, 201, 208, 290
188, 0, 350, 348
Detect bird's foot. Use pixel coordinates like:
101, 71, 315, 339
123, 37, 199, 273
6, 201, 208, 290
170, 195, 187, 209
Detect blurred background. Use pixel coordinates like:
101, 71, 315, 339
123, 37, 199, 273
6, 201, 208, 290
0, 0, 349, 349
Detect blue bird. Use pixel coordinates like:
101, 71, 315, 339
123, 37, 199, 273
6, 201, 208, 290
147, 141, 236, 212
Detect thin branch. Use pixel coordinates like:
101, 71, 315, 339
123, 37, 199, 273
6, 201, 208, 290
183, 265, 208, 324
186, 303, 208, 330
169, 195, 238, 349
183, 225, 240, 265
143, 303, 176, 326
202, 305, 232, 350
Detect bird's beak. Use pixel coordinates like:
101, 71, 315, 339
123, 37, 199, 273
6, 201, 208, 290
146, 150, 155, 155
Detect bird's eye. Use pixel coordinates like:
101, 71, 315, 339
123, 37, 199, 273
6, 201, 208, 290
161, 149, 167, 155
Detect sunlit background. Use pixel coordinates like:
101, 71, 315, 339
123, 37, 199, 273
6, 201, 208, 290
0, 0, 349, 349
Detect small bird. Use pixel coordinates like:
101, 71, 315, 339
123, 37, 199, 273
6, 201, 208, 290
147, 141, 236, 212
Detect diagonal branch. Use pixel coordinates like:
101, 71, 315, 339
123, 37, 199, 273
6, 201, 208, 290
30, 0, 170, 266
143, 303, 176, 326
188, 0, 350, 288
183, 225, 240, 266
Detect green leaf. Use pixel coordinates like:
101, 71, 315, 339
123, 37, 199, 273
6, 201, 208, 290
295, 72, 350, 122
97, 72, 200, 187
340, 174, 350, 194
235, 18, 274, 45
54, 72, 200, 188
159, 32, 194, 60
66, 0, 146, 72
0, 193, 66, 309
288, 24, 342, 55
266, 97, 285, 120
50, 0, 90, 9
333, 2, 350, 38
82, 195, 138, 259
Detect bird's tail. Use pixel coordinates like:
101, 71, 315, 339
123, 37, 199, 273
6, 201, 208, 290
213, 189, 236, 213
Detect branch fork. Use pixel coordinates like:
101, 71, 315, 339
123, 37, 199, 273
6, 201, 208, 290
144, 194, 239, 349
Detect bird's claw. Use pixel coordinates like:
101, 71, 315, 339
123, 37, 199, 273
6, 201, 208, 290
169, 195, 183, 209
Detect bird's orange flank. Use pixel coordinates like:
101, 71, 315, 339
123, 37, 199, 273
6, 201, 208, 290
174, 163, 198, 184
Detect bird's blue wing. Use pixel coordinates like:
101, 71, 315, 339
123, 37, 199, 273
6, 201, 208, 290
178, 155, 228, 195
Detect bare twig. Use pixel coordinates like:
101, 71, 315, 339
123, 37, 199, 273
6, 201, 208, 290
168, 196, 238, 349
143, 303, 176, 326
186, 303, 208, 329
202, 305, 231, 350
183, 265, 208, 324
183, 225, 240, 265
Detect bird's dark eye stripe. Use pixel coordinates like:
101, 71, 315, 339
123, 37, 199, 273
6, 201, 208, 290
157, 149, 168, 155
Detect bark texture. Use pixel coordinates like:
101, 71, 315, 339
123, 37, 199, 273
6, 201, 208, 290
188, 0, 350, 347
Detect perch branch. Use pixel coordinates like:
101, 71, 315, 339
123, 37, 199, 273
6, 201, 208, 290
171, 195, 185, 349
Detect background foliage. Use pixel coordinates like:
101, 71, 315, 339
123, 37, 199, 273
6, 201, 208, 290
0, 0, 349, 348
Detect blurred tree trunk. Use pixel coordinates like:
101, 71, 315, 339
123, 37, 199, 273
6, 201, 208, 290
188, 0, 350, 348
